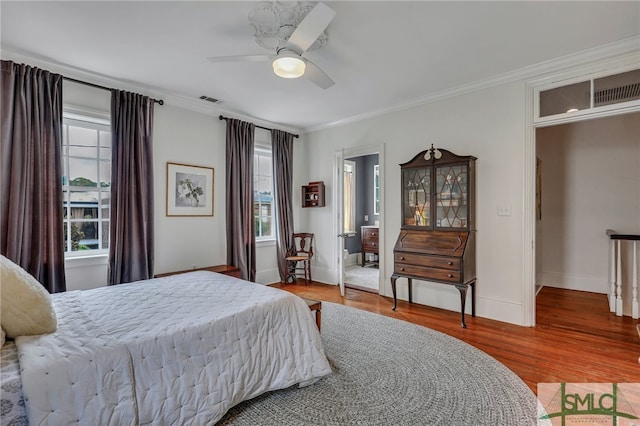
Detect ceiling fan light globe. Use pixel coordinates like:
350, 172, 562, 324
272, 56, 306, 78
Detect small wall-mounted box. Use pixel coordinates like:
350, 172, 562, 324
302, 181, 325, 208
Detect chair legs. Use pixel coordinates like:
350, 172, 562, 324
286, 259, 312, 284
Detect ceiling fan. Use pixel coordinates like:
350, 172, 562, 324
208, 2, 336, 89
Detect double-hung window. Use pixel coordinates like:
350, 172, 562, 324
62, 113, 111, 257
254, 142, 274, 241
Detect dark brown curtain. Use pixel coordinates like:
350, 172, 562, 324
225, 118, 256, 281
0, 60, 66, 293
271, 129, 295, 282
108, 90, 154, 285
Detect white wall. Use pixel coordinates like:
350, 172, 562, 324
152, 105, 228, 275
301, 81, 528, 325
26, 50, 640, 322
536, 113, 640, 301
63, 82, 284, 289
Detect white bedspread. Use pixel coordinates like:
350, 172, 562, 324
16, 272, 331, 425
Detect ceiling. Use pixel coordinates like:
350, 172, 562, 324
1, 1, 639, 132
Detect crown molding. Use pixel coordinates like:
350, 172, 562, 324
303, 35, 640, 134
0, 48, 302, 136
4, 34, 637, 137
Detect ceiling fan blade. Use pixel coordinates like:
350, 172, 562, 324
208, 54, 273, 63
304, 59, 334, 89
287, 2, 336, 53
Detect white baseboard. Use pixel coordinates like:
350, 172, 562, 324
256, 268, 281, 286
538, 271, 607, 294
381, 280, 527, 326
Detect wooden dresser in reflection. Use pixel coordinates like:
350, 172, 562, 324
361, 226, 379, 267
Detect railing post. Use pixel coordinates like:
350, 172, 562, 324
616, 239, 623, 316
633, 241, 638, 319
609, 238, 616, 313
606, 230, 639, 318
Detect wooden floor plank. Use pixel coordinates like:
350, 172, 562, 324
271, 282, 640, 392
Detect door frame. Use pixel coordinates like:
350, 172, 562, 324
334, 144, 385, 295
523, 53, 640, 326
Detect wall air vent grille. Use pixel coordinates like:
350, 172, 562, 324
594, 82, 640, 107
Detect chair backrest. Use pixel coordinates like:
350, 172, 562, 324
290, 233, 314, 258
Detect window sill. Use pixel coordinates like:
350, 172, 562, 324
64, 253, 108, 268
256, 239, 276, 248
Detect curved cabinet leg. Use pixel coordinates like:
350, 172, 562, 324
471, 280, 476, 317
391, 275, 398, 310
455, 283, 469, 328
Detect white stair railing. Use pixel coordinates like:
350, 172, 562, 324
607, 230, 640, 318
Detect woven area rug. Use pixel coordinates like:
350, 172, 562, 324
218, 302, 540, 425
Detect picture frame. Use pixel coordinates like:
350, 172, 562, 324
166, 162, 214, 216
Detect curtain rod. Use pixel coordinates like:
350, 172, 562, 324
218, 115, 299, 138
63, 76, 164, 105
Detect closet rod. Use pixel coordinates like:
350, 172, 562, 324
63, 76, 164, 105
218, 115, 299, 138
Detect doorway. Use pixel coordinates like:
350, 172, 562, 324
524, 61, 640, 326
343, 153, 380, 292
335, 145, 385, 296
534, 113, 640, 314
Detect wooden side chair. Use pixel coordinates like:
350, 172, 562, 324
285, 233, 315, 284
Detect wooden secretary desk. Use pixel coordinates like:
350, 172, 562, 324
391, 145, 477, 327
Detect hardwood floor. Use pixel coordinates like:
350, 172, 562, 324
271, 282, 640, 393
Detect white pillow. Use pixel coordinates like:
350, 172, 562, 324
0, 255, 57, 338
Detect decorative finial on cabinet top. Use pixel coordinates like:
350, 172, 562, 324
424, 144, 442, 162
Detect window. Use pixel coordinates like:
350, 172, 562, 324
343, 160, 356, 233
254, 145, 274, 240
373, 164, 380, 215
536, 67, 640, 122
62, 114, 111, 257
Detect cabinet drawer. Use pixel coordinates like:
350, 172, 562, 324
395, 263, 461, 283
394, 253, 459, 270
395, 230, 468, 256
363, 228, 378, 238
363, 239, 378, 250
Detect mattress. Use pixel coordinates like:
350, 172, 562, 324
0, 341, 28, 425
11, 271, 331, 424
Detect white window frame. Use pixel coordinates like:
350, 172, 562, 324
343, 160, 356, 233
373, 164, 380, 216
62, 111, 111, 258
254, 139, 275, 242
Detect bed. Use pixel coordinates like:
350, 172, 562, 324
1, 271, 331, 425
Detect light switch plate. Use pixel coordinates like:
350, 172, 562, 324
497, 205, 511, 216
364, 214, 369, 221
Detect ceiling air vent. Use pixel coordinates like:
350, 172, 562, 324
594, 82, 640, 106
199, 95, 219, 103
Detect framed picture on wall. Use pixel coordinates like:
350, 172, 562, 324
166, 162, 214, 216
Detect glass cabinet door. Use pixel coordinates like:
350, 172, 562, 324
402, 167, 431, 227
435, 164, 468, 228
